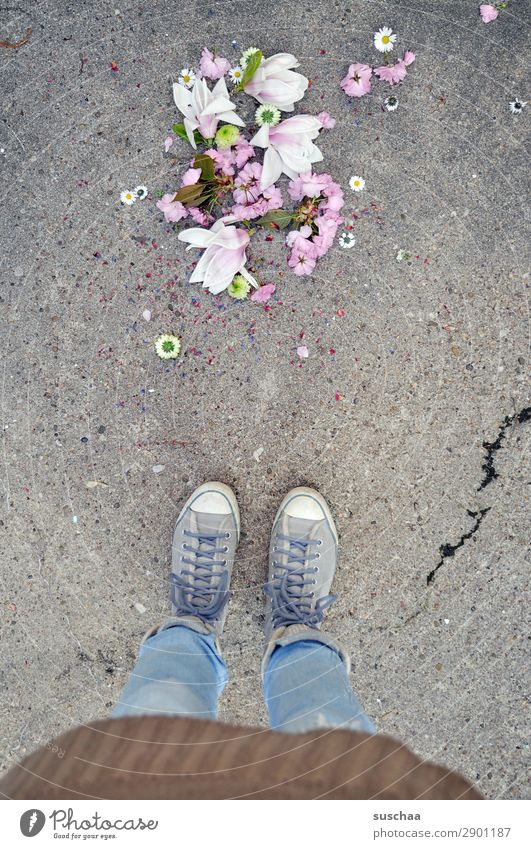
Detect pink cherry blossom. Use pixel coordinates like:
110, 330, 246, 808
181, 167, 201, 186
288, 249, 317, 276
251, 283, 276, 303
288, 172, 331, 200
341, 63, 372, 98
318, 111, 336, 129
199, 47, 231, 80
479, 4, 499, 22
313, 215, 340, 257
188, 206, 212, 226
374, 62, 407, 85
234, 139, 255, 168
374, 51, 415, 86
233, 161, 263, 205
156, 193, 188, 223
164, 136, 174, 152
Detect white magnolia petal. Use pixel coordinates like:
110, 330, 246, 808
212, 76, 230, 98
184, 118, 198, 149
172, 83, 193, 116
239, 265, 259, 289
263, 53, 300, 71
260, 146, 283, 190
178, 226, 216, 249
217, 109, 246, 127
189, 251, 211, 282
201, 94, 236, 116
250, 124, 270, 148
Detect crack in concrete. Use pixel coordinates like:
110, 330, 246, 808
427, 405, 530, 585
427, 508, 491, 585
478, 406, 531, 490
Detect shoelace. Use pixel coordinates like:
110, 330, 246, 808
170, 530, 231, 620
264, 533, 336, 629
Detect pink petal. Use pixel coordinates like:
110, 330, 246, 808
479, 4, 499, 22
251, 283, 276, 303
164, 136, 174, 152
142, 309, 152, 321
297, 345, 309, 359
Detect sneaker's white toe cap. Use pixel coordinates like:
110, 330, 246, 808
285, 495, 325, 520
191, 491, 232, 514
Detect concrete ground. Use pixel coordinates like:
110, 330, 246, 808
0, 0, 529, 799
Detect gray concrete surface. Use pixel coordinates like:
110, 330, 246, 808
0, 0, 529, 799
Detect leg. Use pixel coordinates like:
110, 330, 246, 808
264, 638, 375, 733
262, 486, 375, 734
112, 481, 240, 719
112, 623, 227, 718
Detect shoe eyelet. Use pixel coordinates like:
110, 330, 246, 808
315, 552, 321, 559
223, 546, 229, 553
225, 532, 231, 539
222, 559, 227, 566
314, 565, 320, 573
181, 543, 188, 551
317, 539, 323, 545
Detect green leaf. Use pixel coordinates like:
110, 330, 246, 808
255, 209, 295, 230
234, 49, 263, 91
172, 183, 207, 206
193, 153, 215, 182
171, 122, 204, 147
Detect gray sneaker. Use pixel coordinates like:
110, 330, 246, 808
170, 482, 240, 637
264, 487, 338, 642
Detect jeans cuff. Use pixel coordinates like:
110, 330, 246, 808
261, 624, 351, 678
140, 616, 222, 656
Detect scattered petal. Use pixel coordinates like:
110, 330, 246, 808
152, 464, 165, 474
296, 345, 309, 358
164, 135, 174, 152
142, 309, 152, 321
253, 446, 264, 461
479, 4, 499, 22
251, 283, 276, 303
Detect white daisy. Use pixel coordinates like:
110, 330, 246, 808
241, 47, 260, 67
255, 103, 281, 127
120, 190, 136, 205
339, 232, 356, 249
134, 185, 148, 200
510, 98, 526, 114
178, 68, 196, 88
384, 95, 399, 112
155, 333, 181, 360
229, 65, 244, 84
349, 175, 365, 192
374, 26, 397, 53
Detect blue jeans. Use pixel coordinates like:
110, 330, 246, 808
112, 624, 375, 734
